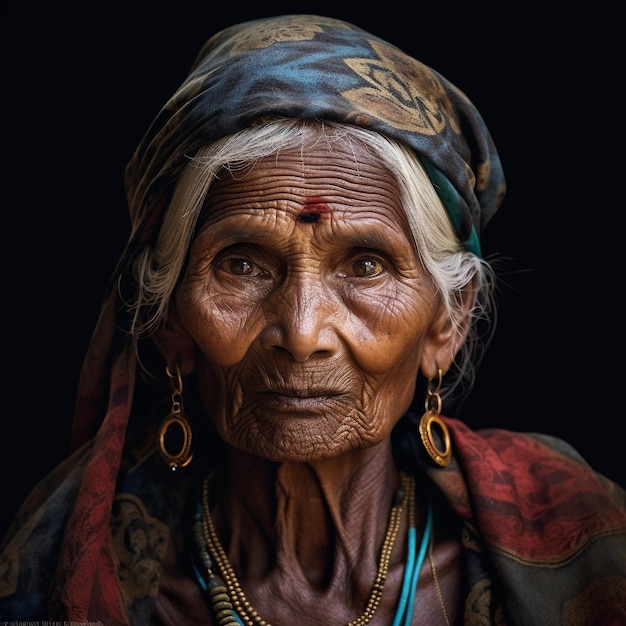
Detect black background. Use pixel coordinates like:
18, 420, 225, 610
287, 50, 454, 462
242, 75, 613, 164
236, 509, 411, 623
2, 4, 623, 538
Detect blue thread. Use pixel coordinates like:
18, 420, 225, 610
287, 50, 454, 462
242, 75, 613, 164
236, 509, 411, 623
403, 500, 433, 625
392, 498, 433, 626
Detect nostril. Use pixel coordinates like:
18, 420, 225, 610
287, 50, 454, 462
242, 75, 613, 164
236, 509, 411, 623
271, 345, 291, 355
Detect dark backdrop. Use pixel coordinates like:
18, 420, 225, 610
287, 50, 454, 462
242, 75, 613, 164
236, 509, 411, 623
3, 4, 622, 538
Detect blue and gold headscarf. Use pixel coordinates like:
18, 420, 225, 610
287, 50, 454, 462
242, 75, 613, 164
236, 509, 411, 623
125, 14, 505, 259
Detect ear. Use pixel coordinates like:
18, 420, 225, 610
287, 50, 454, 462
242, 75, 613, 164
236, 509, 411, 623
151, 305, 196, 375
419, 280, 476, 380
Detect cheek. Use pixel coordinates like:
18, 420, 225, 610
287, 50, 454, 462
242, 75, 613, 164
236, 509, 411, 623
175, 280, 256, 367
354, 321, 423, 373
349, 293, 435, 413
361, 327, 423, 405
348, 288, 434, 377
175, 280, 252, 436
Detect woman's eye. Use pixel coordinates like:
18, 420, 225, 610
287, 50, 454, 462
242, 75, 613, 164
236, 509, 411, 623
352, 257, 385, 277
224, 257, 264, 276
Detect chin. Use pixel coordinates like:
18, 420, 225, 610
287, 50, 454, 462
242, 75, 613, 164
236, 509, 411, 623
237, 424, 378, 464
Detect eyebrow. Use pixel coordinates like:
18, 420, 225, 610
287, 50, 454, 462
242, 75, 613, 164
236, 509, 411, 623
199, 212, 409, 254
341, 229, 396, 250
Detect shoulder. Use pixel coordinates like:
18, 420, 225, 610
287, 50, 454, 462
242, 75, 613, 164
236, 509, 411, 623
441, 416, 626, 558
438, 420, 626, 623
445, 416, 607, 481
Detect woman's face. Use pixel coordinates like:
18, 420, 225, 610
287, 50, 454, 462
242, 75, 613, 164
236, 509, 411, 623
173, 140, 447, 462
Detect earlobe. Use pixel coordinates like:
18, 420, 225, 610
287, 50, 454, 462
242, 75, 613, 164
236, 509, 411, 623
419, 317, 457, 380
151, 307, 196, 375
420, 282, 476, 379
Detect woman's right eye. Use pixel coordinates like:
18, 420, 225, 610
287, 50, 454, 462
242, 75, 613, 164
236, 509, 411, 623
221, 256, 264, 276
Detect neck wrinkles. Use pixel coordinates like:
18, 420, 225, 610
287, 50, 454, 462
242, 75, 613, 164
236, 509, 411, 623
212, 442, 406, 589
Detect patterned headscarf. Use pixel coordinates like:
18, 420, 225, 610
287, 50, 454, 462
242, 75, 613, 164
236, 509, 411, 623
124, 14, 504, 260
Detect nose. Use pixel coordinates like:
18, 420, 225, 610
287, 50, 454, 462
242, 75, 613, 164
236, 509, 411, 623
260, 275, 340, 362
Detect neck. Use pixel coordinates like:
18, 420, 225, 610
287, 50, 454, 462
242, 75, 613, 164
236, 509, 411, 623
208, 442, 407, 594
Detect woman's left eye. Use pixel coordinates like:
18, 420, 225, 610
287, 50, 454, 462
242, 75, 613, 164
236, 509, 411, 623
352, 257, 385, 277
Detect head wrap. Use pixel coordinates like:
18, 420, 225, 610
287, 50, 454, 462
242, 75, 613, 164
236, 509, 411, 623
124, 14, 505, 261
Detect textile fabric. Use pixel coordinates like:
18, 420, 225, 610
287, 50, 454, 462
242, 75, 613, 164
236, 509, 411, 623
2, 412, 626, 623
124, 14, 504, 259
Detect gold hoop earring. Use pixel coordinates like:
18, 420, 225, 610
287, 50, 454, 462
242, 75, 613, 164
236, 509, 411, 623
418, 368, 451, 467
158, 364, 193, 471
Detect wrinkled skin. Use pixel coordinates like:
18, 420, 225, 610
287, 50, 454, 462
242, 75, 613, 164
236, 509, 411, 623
164, 144, 458, 461
154, 141, 464, 625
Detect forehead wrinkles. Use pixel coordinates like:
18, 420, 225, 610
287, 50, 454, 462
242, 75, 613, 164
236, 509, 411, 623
203, 147, 405, 228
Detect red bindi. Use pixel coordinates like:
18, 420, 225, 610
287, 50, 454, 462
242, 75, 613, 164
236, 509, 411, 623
298, 198, 329, 224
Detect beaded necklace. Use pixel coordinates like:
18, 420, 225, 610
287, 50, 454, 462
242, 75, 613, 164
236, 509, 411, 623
191, 473, 433, 626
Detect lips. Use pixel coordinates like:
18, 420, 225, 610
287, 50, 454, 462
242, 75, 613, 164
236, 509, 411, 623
261, 385, 346, 411
245, 366, 352, 396
256, 392, 348, 416
244, 378, 352, 415
238, 364, 357, 414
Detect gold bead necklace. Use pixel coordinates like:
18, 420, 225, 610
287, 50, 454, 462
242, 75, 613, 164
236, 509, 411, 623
197, 472, 415, 626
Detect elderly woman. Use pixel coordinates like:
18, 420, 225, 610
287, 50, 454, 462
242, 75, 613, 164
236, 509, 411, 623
1, 14, 625, 626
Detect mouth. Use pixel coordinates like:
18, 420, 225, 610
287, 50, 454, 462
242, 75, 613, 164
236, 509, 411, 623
239, 365, 356, 416
257, 385, 347, 413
